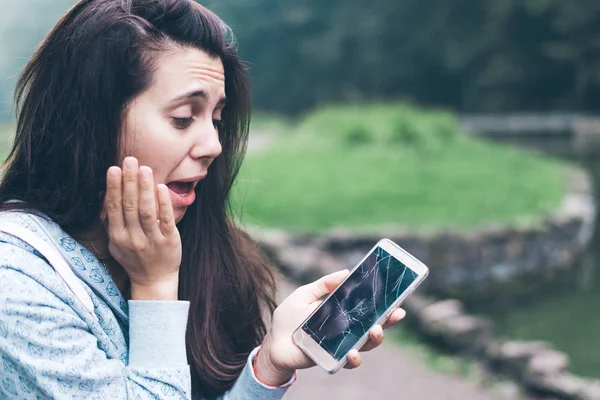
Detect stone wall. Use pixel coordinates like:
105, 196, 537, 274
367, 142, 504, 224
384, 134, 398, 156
251, 180, 594, 304
404, 295, 600, 400
460, 114, 600, 159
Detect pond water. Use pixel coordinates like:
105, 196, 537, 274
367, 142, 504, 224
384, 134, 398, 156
480, 158, 600, 380
484, 265, 600, 379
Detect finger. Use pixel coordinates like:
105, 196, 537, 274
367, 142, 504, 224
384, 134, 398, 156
294, 269, 350, 303
344, 349, 362, 369
382, 308, 407, 330
157, 184, 177, 237
105, 167, 124, 233
138, 166, 158, 235
122, 157, 141, 229
307, 299, 323, 314
360, 325, 384, 352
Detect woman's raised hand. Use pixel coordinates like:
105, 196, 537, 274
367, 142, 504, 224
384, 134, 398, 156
104, 157, 182, 301
255, 270, 407, 386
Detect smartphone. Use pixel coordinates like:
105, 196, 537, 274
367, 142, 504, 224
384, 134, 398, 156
292, 238, 429, 374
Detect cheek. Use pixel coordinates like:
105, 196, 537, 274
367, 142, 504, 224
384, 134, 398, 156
130, 148, 181, 185
122, 116, 186, 183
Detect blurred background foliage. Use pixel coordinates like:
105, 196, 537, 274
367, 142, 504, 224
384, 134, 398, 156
205, 0, 600, 115
1, 0, 599, 121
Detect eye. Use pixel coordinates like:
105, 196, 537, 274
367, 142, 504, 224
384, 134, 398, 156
172, 117, 194, 129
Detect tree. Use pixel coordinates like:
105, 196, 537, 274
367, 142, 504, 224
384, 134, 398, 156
205, 0, 600, 114
1, 1, 598, 119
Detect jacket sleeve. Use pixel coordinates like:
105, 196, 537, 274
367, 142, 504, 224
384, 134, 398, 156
0, 242, 191, 400
214, 346, 295, 400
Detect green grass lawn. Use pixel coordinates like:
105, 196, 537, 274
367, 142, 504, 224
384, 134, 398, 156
235, 104, 568, 232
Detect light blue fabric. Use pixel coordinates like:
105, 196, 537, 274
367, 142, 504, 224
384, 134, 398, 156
0, 211, 293, 399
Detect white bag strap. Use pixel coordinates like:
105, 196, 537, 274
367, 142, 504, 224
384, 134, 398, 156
0, 222, 97, 319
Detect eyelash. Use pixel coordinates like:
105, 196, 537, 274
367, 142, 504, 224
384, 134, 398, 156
171, 117, 224, 130
172, 117, 194, 129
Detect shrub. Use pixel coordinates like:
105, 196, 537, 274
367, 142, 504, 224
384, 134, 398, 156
296, 103, 464, 153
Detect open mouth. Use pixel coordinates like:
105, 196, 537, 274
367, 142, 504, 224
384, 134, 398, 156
166, 181, 194, 195
166, 181, 197, 208
165, 175, 206, 208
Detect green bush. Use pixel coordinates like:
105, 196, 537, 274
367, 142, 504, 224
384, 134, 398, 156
296, 103, 464, 153
343, 125, 372, 146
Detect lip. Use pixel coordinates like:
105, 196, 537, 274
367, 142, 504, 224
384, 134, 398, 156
166, 175, 206, 208
172, 174, 207, 185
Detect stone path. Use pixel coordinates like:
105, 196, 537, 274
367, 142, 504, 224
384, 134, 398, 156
275, 277, 526, 400
285, 347, 499, 400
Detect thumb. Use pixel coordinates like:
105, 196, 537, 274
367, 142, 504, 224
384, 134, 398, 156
294, 269, 350, 303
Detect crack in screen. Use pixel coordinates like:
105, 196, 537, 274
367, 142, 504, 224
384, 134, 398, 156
301, 247, 418, 360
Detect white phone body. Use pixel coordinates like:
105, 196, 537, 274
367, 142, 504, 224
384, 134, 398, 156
292, 238, 429, 374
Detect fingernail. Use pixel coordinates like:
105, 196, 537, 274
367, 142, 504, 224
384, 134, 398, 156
124, 157, 135, 170
157, 184, 169, 196
139, 166, 151, 179
109, 167, 119, 177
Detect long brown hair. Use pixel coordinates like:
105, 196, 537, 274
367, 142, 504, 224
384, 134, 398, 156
0, 1, 276, 398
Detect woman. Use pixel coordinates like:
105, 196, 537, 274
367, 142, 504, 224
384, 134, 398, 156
0, 0, 406, 399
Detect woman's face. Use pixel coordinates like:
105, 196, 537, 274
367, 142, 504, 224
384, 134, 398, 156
121, 46, 225, 223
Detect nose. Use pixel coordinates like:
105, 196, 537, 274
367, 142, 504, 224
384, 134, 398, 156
190, 118, 223, 161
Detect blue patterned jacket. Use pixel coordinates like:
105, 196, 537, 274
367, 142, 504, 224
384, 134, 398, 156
0, 211, 293, 399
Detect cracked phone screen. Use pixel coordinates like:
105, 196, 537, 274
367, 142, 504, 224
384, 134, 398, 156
301, 246, 418, 360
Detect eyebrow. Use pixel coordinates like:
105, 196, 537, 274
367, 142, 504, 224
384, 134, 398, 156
171, 89, 227, 107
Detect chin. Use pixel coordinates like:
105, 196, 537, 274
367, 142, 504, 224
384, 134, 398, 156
174, 208, 187, 224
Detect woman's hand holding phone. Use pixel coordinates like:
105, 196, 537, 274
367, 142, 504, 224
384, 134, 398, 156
255, 270, 407, 386
104, 156, 182, 301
